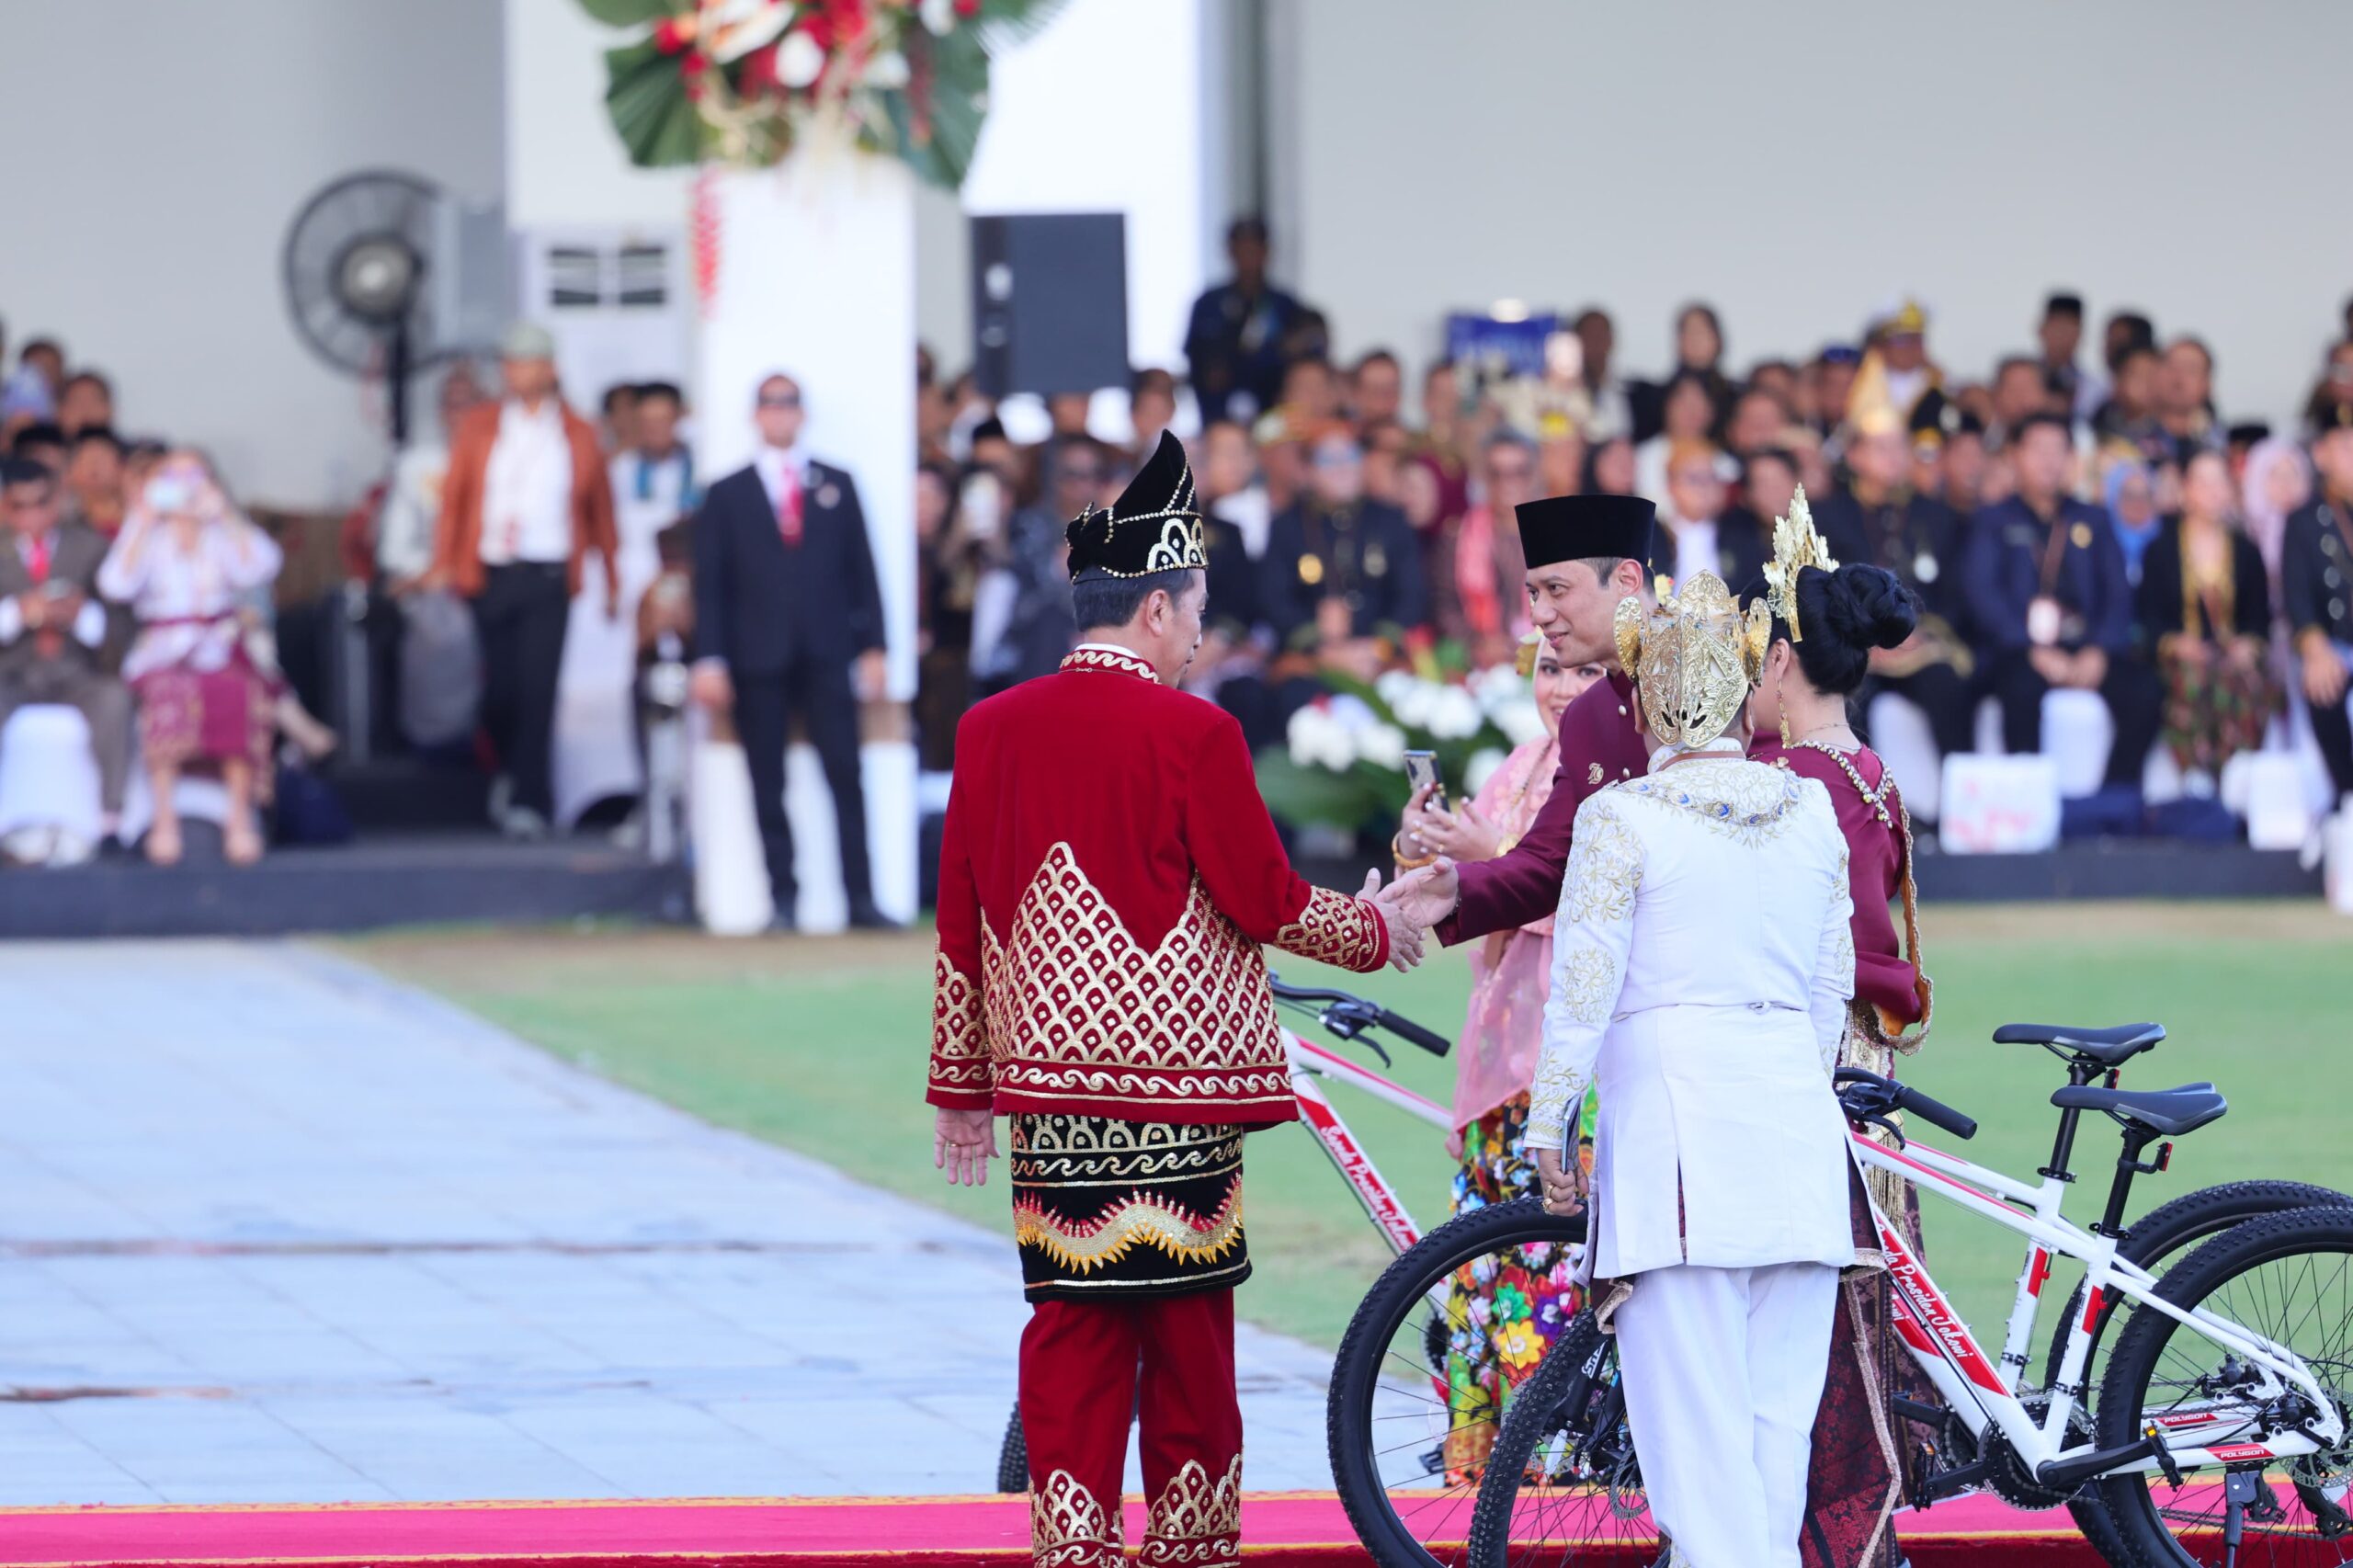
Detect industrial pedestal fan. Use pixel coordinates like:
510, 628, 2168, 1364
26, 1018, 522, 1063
281, 168, 505, 442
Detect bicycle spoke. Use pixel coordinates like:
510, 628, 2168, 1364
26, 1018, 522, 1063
2105, 1227, 2353, 1568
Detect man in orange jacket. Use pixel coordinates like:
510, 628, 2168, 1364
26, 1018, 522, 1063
429, 322, 618, 836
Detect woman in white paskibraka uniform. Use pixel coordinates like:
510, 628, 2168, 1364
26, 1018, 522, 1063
1528, 572, 1859, 1568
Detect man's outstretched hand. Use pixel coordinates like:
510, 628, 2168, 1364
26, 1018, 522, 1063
1381, 858, 1461, 932
934, 1107, 999, 1187
1359, 869, 1427, 971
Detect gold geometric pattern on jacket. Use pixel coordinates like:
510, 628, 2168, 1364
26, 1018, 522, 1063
926, 949, 991, 1100
1139, 1454, 1245, 1566
1032, 1468, 1121, 1568
1013, 1116, 1245, 1184
979, 843, 1297, 1116
1014, 1179, 1246, 1277
1272, 884, 1386, 971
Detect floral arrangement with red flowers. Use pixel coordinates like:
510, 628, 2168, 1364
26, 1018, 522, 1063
580, 0, 1062, 187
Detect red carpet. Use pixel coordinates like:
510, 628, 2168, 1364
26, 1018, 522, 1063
0, 1488, 2247, 1566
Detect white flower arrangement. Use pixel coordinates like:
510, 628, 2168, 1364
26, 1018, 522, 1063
1259, 664, 1532, 836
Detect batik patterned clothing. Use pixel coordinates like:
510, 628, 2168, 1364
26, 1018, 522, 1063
1439, 1091, 1595, 1483
1012, 1115, 1248, 1301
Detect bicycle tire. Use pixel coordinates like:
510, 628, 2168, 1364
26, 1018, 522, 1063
1326, 1196, 1586, 1568
2095, 1205, 2353, 1568
1464, 1312, 1655, 1568
996, 1401, 1028, 1494
2036, 1179, 2353, 1562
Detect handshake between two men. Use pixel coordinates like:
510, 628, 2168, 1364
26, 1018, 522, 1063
1361, 858, 1461, 973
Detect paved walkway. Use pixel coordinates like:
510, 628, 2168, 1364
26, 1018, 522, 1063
0, 942, 1336, 1504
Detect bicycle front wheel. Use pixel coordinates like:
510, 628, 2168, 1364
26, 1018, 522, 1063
1326, 1196, 1587, 1568
2097, 1206, 2353, 1568
1464, 1309, 1658, 1568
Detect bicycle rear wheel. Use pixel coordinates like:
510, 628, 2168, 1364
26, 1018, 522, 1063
1464, 1310, 1660, 1568
2040, 1179, 2353, 1562
1326, 1196, 1587, 1568
2096, 1206, 2353, 1568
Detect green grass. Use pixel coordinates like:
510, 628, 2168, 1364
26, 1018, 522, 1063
352, 903, 2353, 1352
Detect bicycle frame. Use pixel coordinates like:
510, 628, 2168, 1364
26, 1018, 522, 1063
1284, 1027, 1454, 1258
1850, 1126, 2347, 1483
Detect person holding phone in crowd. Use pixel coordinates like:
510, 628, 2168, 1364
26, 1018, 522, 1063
97, 452, 283, 866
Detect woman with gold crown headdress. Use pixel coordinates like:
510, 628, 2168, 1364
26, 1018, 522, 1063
1527, 568, 1859, 1568
1745, 489, 1937, 1568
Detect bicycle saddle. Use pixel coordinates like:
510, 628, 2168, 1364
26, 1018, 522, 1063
2050, 1083, 2227, 1138
1993, 1021, 2165, 1065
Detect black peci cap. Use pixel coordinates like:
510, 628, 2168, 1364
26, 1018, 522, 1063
1514, 494, 1656, 570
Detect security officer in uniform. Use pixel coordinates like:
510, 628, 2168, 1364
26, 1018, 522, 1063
1961, 411, 2160, 786
1258, 424, 1427, 681
2283, 406, 2353, 799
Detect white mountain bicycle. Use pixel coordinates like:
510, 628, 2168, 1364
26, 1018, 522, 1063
1469, 1024, 2353, 1568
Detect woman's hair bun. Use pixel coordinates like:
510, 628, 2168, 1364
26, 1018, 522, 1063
1821, 562, 1918, 653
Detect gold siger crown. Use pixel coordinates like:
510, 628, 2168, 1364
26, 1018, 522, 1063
1764, 485, 1839, 642
1614, 572, 1770, 750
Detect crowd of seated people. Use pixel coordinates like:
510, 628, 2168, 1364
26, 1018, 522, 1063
914, 224, 2353, 834
12, 233, 2353, 874
0, 327, 337, 868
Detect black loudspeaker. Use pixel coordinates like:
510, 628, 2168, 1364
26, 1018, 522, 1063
971, 212, 1130, 397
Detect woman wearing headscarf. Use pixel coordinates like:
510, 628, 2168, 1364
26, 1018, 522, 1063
1399, 635, 1608, 1480
1745, 494, 1936, 1568
1530, 568, 1858, 1568
2138, 449, 2280, 783
2237, 434, 2313, 589
97, 451, 284, 866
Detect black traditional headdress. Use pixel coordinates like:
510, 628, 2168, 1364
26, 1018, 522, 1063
1065, 430, 1209, 581
1513, 493, 1656, 570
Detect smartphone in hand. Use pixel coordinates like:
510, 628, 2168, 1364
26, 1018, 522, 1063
1404, 748, 1446, 814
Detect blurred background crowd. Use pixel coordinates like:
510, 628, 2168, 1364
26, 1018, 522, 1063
9, 230, 2353, 883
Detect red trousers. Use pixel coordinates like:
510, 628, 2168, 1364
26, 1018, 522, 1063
1019, 1290, 1243, 1568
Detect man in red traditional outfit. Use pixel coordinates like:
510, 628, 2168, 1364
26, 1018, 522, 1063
1393, 494, 1659, 940
926, 431, 1422, 1568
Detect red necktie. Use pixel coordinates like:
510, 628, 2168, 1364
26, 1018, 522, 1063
24, 533, 50, 584
776, 463, 804, 549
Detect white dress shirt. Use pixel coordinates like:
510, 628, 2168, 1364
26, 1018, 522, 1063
1532, 757, 1856, 1278
479, 399, 574, 566
755, 442, 810, 517
1669, 517, 1721, 587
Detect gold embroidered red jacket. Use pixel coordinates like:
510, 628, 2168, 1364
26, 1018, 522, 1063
926, 645, 1392, 1127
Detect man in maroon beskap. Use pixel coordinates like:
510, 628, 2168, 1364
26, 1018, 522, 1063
924, 430, 1423, 1568
1391, 494, 1660, 943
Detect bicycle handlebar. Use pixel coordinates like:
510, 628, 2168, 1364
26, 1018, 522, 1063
1835, 1066, 1978, 1142
1268, 976, 1453, 1058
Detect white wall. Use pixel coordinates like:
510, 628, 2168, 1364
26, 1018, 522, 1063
960, 0, 1222, 373
505, 0, 692, 232
1276, 0, 2353, 426
0, 0, 503, 509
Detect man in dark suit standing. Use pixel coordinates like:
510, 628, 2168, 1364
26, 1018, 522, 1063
690, 372, 892, 929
